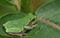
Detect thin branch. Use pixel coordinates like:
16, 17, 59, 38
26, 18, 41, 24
37, 18, 60, 30
13, 0, 21, 12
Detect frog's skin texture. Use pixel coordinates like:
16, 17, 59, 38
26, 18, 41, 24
8, 24, 37, 36
3, 13, 36, 36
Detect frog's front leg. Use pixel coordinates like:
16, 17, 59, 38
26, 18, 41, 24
24, 19, 37, 30
25, 25, 37, 30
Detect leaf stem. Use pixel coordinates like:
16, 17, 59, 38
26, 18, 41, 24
13, 0, 21, 12
37, 18, 60, 30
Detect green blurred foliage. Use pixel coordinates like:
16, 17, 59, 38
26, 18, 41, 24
0, 0, 60, 38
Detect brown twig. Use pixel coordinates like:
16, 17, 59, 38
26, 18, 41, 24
13, 0, 21, 12
37, 18, 60, 30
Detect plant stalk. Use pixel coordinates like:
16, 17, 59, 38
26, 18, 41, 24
13, 0, 21, 12
37, 18, 60, 30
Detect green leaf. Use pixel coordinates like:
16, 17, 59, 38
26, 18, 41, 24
0, 0, 17, 18
31, 0, 60, 38
0, 13, 26, 37
21, 0, 53, 13
23, 1, 60, 37
0, 0, 58, 38
3, 13, 36, 32
36, 0, 60, 25
0, 25, 10, 36
0, 34, 20, 38
0, 0, 12, 5
21, 0, 31, 13
0, 0, 17, 36
23, 22, 60, 38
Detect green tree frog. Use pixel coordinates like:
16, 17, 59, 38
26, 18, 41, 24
3, 13, 37, 36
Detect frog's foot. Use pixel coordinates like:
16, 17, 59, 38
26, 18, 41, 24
8, 32, 27, 37
16, 32, 27, 37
